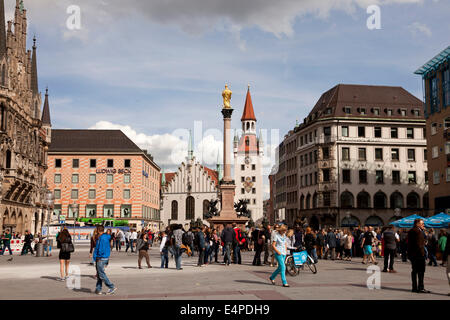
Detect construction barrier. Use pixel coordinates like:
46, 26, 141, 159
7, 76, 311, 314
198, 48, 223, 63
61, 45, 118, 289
1, 239, 35, 255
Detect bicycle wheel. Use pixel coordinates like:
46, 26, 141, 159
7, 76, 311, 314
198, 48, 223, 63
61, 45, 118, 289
306, 256, 317, 274
286, 256, 298, 276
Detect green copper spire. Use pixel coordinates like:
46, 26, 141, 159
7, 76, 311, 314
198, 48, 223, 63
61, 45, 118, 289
161, 168, 166, 186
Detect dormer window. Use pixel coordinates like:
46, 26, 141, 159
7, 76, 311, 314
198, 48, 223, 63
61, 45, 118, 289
401, 109, 406, 116
387, 109, 393, 116
360, 108, 366, 115
344, 107, 352, 114
373, 108, 380, 116
413, 109, 420, 117
325, 108, 332, 115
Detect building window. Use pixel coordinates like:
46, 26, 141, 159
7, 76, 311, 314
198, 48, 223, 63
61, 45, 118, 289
106, 189, 113, 199
171, 201, 178, 220
387, 109, 393, 116
424, 149, 427, 161
72, 159, 79, 168
358, 126, 365, 137
121, 205, 132, 218
323, 147, 329, 159
430, 75, 439, 113
89, 174, 96, 184
375, 170, 384, 184
445, 142, 450, 155
325, 108, 332, 114
88, 189, 96, 200
124, 159, 131, 168
344, 107, 352, 114
400, 109, 406, 116
432, 146, 438, 159
86, 205, 97, 218
186, 196, 195, 220
408, 171, 417, 184
323, 169, 330, 182
252, 188, 256, 194
423, 127, 426, 139
413, 109, 420, 117
374, 127, 382, 138
106, 174, 114, 184
90, 159, 97, 168
391, 148, 399, 161
252, 176, 256, 182
123, 189, 131, 199
424, 171, 428, 184
71, 189, 78, 200
374, 108, 380, 116
323, 192, 331, 207
407, 128, 414, 139
241, 165, 245, 170
342, 126, 349, 137
342, 148, 350, 161
241, 188, 245, 194
360, 108, 366, 115
54, 174, 61, 184
342, 169, 352, 183
407, 149, 416, 161
124, 174, 131, 184
433, 171, 440, 184
391, 127, 398, 138
55, 159, 62, 168
103, 205, 114, 218
375, 148, 383, 161
241, 177, 245, 182
107, 159, 114, 168
392, 171, 401, 184
252, 164, 256, 170
446, 168, 450, 182
431, 123, 437, 135
359, 170, 367, 184
324, 127, 331, 136
72, 174, 79, 184
443, 67, 450, 107
358, 148, 366, 161
54, 189, 61, 200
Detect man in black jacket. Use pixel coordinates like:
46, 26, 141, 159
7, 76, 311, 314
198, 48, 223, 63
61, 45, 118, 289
325, 228, 336, 260
21, 230, 34, 255
221, 224, 235, 266
407, 218, 430, 293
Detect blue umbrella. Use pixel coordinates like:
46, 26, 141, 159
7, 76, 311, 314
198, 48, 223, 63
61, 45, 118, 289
390, 214, 426, 228
424, 213, 450, 228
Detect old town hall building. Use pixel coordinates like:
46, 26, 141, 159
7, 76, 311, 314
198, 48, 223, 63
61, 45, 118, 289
0, 1, 51, 235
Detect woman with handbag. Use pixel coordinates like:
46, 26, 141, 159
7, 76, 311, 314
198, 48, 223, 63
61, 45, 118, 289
57, 228, 74, 281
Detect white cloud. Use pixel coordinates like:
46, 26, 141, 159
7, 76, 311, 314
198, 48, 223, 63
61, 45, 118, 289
408, 22, 432, 37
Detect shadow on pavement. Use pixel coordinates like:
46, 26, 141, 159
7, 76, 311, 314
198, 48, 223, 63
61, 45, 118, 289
350, 284, 449, 297
72, 288, 93, 294
234, 279, 272, 286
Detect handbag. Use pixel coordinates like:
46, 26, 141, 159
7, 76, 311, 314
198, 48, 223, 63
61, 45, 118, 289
61, 242, 75, 253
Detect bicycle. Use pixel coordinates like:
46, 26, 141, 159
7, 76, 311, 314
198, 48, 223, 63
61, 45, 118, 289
285, 247, 317, 276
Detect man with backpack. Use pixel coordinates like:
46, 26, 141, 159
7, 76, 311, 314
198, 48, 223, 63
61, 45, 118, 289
171, 224, 184, 270
221, 223, 235, 266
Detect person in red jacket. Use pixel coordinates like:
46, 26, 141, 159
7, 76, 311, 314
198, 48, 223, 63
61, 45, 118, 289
232, 223, 245, 264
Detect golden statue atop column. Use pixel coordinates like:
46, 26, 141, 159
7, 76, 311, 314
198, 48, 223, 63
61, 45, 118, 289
222, 84, 232, 109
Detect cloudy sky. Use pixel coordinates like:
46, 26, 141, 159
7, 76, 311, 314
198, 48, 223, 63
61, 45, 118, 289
12, 0, 450, 197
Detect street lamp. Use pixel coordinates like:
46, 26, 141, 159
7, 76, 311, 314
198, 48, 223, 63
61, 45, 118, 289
69, 203, 79, 244
45, 190, 54, 245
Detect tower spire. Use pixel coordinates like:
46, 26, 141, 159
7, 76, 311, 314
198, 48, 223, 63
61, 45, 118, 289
31, 36, 38, 95
41, 87, 51, 125
241, 85, 256, 122
0, 0, 6, 58
188, 129, 193, 160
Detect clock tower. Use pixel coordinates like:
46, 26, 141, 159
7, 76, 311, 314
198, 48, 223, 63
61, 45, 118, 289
234, 86, 264, 223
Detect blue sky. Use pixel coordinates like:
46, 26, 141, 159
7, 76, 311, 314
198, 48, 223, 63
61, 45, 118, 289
13, 0, 450, 195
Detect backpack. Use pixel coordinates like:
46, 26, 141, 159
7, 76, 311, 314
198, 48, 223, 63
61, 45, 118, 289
182, 232, 190, 246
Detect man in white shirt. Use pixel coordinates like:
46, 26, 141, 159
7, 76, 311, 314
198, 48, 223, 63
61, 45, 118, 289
130, 230, 138, 253
125, 230, 131, 252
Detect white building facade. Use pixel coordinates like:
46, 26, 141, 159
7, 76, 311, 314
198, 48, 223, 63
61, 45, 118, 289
233, 87, 264, 223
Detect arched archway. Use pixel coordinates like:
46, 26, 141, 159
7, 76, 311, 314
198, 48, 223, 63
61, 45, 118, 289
312, 193, 318, 209
305, 194, 311, 209
340, 191, 354, 208
17, 212, 24, 234
423, 193, 429, 210
300, 195, 305, 210
365, 215, 384, 227
34, 212, 39, 235
341, 215, 360, 227
407, 192, 420, 209
310, 215, 319, 230
186, 196, 195, 220
171, 200, 178, 220
357, 192, 370, 208
390, 192, 404, 209
374, 192, 387, 209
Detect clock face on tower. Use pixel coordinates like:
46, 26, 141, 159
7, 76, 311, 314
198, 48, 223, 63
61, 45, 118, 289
245, 156, 251, 165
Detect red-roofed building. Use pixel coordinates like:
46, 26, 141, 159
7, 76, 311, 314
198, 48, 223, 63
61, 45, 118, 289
234, 86, 264, 223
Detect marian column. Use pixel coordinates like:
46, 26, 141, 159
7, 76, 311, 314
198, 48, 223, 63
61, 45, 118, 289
209, 85, 248, 230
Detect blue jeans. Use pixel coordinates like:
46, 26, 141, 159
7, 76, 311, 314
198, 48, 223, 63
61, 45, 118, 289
233, 245, 241, 264
204, 244, 210, 264
270, 253, 287, 285
161, 248, 169, 268
309, 248, 318, 263
173, 245, 182, 269
1, 243, 12, 255
129, 239, 135, 252
95, 258, 114, 292
224, 242, 232, 264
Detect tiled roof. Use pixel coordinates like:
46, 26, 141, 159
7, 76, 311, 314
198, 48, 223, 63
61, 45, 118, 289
49, 129, 143, 153
162, 166, 218, 187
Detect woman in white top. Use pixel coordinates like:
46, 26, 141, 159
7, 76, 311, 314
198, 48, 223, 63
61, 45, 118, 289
269, 225, 289, 287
